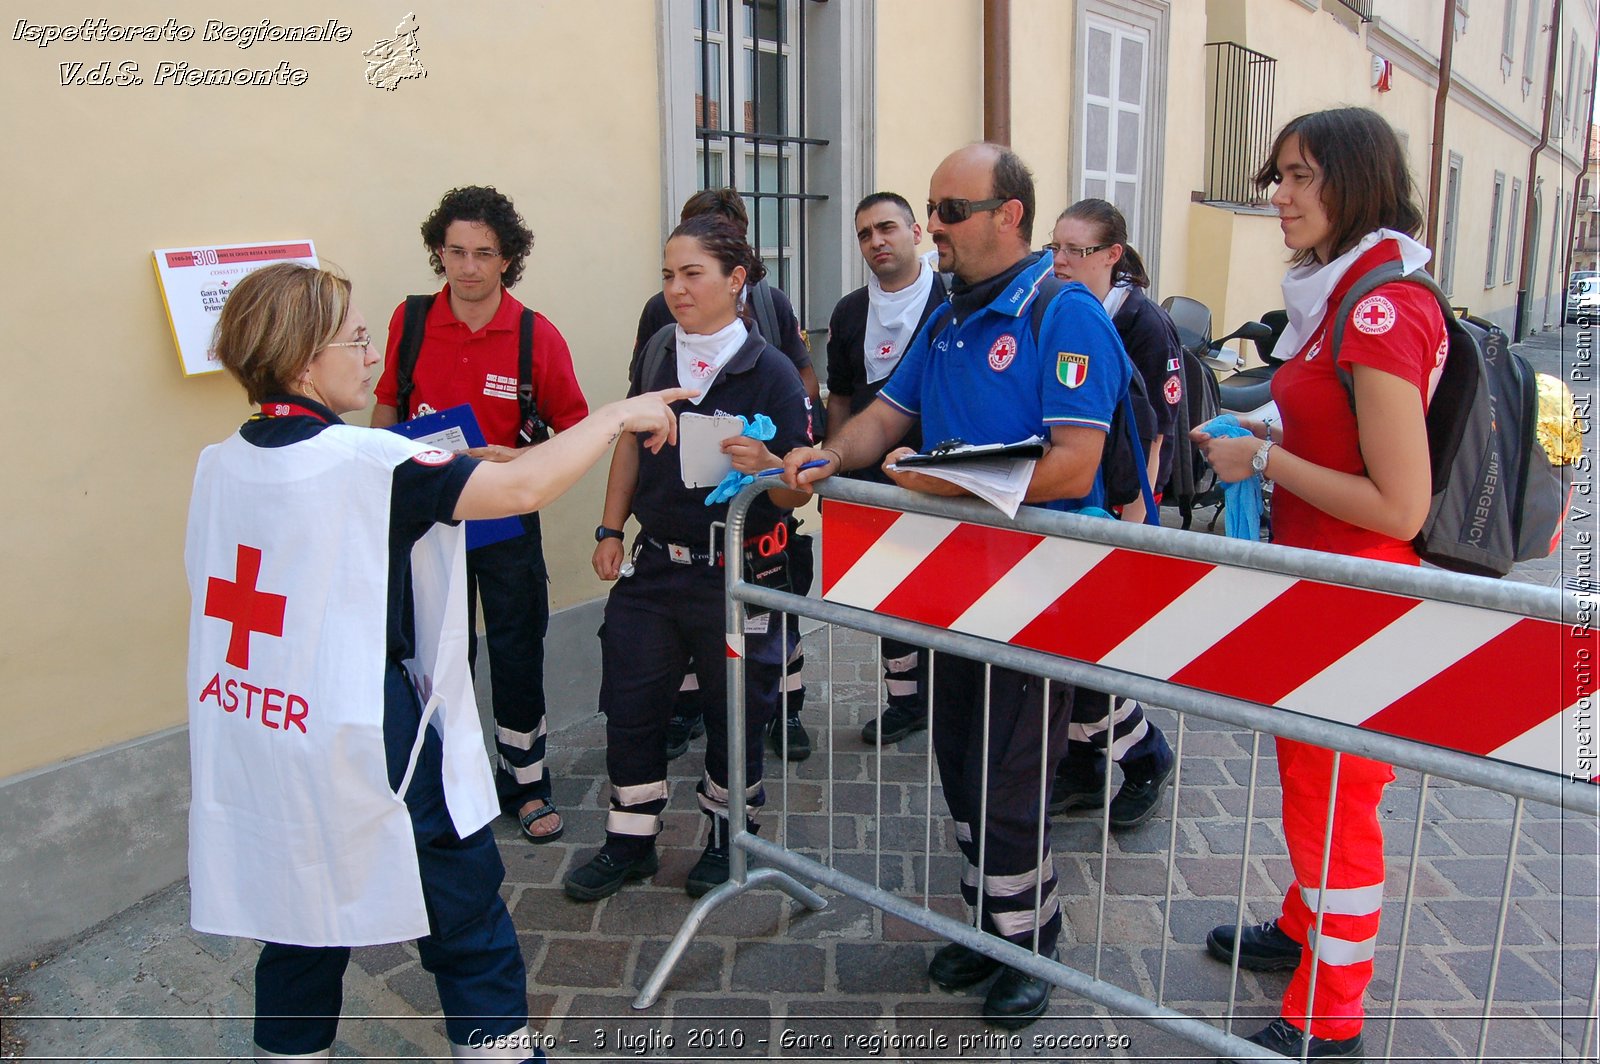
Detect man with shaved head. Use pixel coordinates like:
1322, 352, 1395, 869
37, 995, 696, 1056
782, 143, 1133, 1029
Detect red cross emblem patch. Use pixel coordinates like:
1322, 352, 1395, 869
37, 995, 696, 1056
204, 544, 286, 670
1353, 294, 1397, 336
988, 333, 1018, 371
877, 342, 895, 357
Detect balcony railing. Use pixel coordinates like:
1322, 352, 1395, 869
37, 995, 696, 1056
1331, 0, 1374, 22
1203, 42, 1277, 207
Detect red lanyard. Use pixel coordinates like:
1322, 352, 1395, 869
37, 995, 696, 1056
256, 401, 330, 422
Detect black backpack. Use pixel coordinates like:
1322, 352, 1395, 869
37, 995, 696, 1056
1329, 262, 1569, 577
394, 294, 550, 445
1160, 296, 1225, 529
1026, 277, 1157, 509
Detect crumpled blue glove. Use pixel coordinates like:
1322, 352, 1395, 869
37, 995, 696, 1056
1197, 413, 1264, 541
703, 414, 778, 505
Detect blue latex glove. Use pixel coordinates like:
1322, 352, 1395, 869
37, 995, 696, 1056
1196, 414, 1264, 541
703, 414, 778, 505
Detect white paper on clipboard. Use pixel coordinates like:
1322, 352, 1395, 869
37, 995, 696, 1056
678, 412, 746, 488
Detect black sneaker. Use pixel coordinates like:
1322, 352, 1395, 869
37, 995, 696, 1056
1205, 919, 1303, 971
562, 847, 659, 902
767, 713, 812, 762
1107, 748, 1175, 830
664, 712, 705, 760
1221, 1017, 1364, 1062
1048, 761, 1108, 816
860, 700, 926, 745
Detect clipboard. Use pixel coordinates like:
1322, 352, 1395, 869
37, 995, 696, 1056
386, 404, 525, 550
894, 435, 1047, 468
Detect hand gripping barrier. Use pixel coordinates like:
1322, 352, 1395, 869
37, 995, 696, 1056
636, 476, 1598, 1062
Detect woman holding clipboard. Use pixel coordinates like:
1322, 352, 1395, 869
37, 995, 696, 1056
566, 213, 812, 902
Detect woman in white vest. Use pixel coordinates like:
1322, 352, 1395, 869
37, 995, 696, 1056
187, 262, 685, 1061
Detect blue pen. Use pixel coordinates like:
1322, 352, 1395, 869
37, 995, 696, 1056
755, 458, 830, 478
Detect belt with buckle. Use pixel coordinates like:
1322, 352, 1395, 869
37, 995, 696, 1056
642, 522, 791, 567
642, 534, 720, 566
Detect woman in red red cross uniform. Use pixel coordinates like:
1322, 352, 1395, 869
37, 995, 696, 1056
1193, 107, 1445, 1063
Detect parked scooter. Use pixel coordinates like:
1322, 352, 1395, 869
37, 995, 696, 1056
1159, 296, 1279, 529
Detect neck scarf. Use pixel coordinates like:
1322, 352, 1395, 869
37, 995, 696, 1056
1101, 280, 1133, 320
863, 251, 938, 383
675, 318, 748, 405
1276, 229, 1432, 362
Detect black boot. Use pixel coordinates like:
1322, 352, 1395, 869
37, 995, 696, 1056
686, 815, 757, 897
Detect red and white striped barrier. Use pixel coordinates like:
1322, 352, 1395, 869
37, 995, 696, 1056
822, 501, 1595, 779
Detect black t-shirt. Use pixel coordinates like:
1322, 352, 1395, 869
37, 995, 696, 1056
626, 331, 810, 544
632, 282, 812, 374
823, 275, 947, 479
239, 396, 478, 663
1111, 286, 1184, 491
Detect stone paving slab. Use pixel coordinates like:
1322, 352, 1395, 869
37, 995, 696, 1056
3, 331, 1595, 1062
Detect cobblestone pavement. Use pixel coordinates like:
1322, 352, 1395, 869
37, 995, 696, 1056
4, 330, 1596, 1063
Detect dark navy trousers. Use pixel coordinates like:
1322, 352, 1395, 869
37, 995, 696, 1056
598, 542, 788, 852
253, 663, 533, 1059
931, 657, 1073, 954
467, 514, 554, 814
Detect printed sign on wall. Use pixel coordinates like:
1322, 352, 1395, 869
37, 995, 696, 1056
152, 241, 319, 376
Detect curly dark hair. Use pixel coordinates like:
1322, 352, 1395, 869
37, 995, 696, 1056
420, 186, 535, 289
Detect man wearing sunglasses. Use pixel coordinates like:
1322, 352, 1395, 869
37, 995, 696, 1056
781, 143, 1136, 1030
373, 186, 591, 848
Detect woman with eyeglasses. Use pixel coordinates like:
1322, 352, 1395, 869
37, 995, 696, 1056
565, 213, 812, 903
187, 262, 684, 1062
1192, 107, 1441, 1064
1042, 199, 1179, 832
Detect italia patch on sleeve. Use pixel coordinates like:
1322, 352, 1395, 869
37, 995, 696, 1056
1056, 352, 1090, 389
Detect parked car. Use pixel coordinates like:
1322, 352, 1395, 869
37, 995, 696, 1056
1568, 276, 1599, 323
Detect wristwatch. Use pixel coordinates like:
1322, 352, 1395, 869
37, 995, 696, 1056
1250, 438, 1275, 477
594, 525, 624, 543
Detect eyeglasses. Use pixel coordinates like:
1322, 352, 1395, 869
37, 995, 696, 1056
441, 245, 503, 264
1043, 241, 1114, 259
926, 197, 1008, 224
325, 336, 374, 354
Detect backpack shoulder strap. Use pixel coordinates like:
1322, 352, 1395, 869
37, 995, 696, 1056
637, 323, 675, 393
515, 308, 546, 444
1328, 261, 1450, 402
751, 280, 780, 343
1027, 275, 1066, 345
394, 294, 434, 420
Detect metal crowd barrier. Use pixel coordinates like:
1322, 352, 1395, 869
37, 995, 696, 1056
636, 476, 1598, 1062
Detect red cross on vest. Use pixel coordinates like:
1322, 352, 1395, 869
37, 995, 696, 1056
204, 544, 286, 670
1360, 303, 1387, 326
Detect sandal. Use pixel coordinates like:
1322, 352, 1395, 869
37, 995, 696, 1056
518, 799, 564, 844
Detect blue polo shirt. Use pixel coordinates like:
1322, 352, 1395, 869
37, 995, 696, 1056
878, 252, 1129, 510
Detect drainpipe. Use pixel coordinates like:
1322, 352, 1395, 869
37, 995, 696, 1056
1563, 108, 1594, 284
1424, 0, 1457, 259
1516, 0, 1562, 341
983, 0, 1010, 145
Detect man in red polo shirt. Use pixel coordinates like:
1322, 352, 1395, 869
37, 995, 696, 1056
374, 186, 589, 844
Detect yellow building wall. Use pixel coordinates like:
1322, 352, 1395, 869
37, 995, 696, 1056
0, 1, 662, 778
874, 0, 985, 209
1010, 0, 1078, 227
